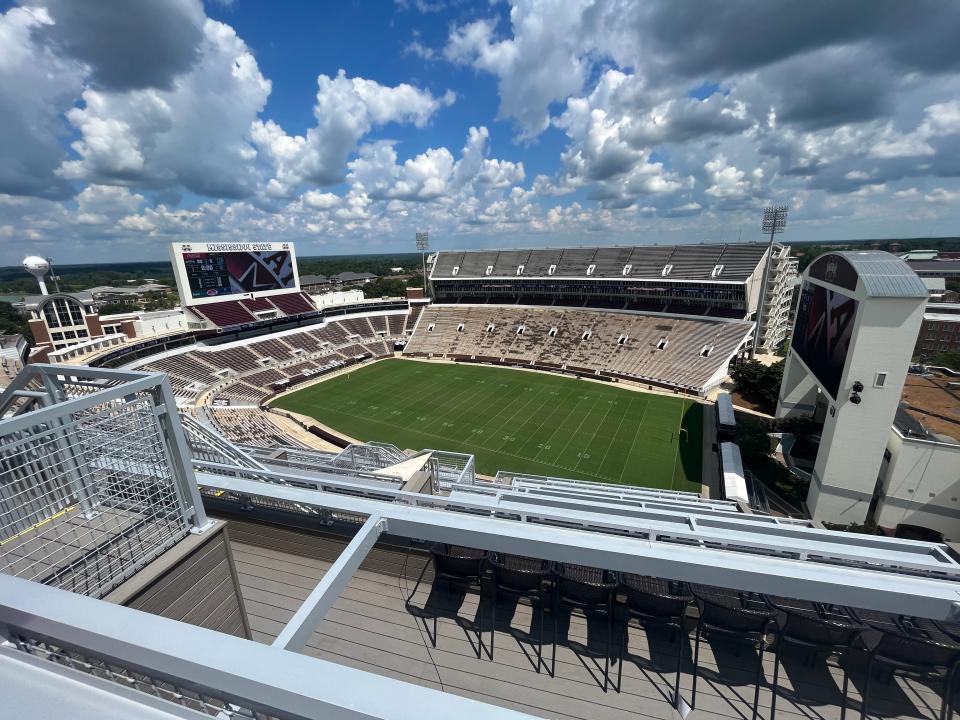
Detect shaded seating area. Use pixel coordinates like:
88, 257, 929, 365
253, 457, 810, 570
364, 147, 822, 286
393, 545, 960, 720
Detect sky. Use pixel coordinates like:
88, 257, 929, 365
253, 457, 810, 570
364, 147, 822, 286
1, 0, 960, 266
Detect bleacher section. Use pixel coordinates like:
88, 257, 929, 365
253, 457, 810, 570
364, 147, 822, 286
137, 310, 412, 405
197, 407, 309, 449
429, 244, 769, 316
404, 305, 751, 394
187, 292, 318, 329
432, 244, 767, 281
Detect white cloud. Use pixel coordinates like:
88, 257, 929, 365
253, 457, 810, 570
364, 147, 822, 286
58, 18, 271, 198
252, 69, 455, 195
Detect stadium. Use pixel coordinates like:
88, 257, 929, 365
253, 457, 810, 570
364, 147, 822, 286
3, 238, 960, 720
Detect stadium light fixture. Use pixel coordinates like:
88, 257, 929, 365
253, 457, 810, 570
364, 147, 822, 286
416, 231, 429, 294
751, 205, 788, 359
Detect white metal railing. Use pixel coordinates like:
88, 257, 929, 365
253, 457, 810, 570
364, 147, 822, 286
0, 365, 210, 598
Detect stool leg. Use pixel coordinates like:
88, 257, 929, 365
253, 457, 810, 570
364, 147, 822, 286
617, 616, 627, 693
490, 590, 496, 661
537, 598, 544, 674
840, 660, 850, 720
692, 624, 702, 711
861, 655, 875, 720
673, 620, 685, 710
551, 594, 558, 679
604, 604, 612, 693
752, 636, 765, 720
770, 641, 782, 720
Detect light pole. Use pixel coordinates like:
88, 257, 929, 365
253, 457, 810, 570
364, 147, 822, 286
752, 205, 788, 359
416, 232, 429, 296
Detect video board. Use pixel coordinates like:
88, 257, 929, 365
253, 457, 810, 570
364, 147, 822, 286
169, 242, 300, 306
791, 281, 859, 400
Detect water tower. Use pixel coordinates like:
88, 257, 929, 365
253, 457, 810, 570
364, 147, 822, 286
23, 256, 51, 295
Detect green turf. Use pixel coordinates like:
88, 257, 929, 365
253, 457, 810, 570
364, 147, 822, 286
271, 358, 703, 490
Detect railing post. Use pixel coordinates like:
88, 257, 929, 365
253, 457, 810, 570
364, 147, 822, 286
39, 371, 97, 517
153, 376, 213, 533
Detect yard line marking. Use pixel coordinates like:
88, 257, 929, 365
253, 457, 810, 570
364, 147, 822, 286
618, 397, 650, 485
591, 394, 635, 477
669, 399, 685, 491
545, 395, 603, 465
571, 394, 618, 471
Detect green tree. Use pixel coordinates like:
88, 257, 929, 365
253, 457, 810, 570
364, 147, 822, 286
0, 301, 32, 342
930, 349, 960, 370
729, 359, 784, 414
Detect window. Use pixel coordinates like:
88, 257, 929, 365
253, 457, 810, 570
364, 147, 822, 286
486, 323, 496, 332
656, 337, 668, 350
547, 264, 557, 276
700, 345, 712, 357
711, 264, 724, 278
516, 264, 525, 275
581, 330, 592, 340
548, 327, 558, 337
517, 325, 525, 335
586, 264, 596, 276
457, 323, 464, 332
874, 371, 887, 388
661, 264, 673, 277
452, 266, 460, 276
485, 265, 494, 276
617, 335, 627, 346
427, 323, 435, 332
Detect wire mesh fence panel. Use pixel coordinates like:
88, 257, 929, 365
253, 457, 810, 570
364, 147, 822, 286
1, 387, 192, 598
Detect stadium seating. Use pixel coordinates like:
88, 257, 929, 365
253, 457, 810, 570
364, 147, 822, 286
191, 300, 258, 328
404, 306, 752, 394
134, 311, 408, 405
197, 407, 309, 449
268, 292, 316, 316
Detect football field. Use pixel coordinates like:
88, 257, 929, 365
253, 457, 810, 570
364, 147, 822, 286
271, 358, 703, 491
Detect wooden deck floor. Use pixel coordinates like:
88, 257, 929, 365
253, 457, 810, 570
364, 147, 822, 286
224, 517, 945, 720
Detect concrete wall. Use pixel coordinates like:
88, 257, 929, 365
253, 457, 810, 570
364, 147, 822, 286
876, 428, 960, 541
806, 294, 926, 524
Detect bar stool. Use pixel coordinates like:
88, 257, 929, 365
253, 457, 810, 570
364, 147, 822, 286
428, 544, 489, 656
766, 597, 864, 720
552, 563, 619, 691
860, 611, 960, 720
617, 574, 692, 706
690, 585, 778, 720
488, 553, 552, 671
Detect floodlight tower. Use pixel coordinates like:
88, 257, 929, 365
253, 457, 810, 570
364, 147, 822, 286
751, 205, 788, 359
416, 231, 429, 295
23, 256, 51, 295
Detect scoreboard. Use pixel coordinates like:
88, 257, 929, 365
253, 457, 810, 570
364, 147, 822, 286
169, 242, 301, 307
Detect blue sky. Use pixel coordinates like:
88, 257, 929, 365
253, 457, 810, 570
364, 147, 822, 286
1, 0, 960, 265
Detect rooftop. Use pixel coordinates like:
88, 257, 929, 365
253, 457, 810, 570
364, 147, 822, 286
899, 372, 960, 442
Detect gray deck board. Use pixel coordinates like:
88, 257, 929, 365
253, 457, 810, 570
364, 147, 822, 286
223, 517, 943, 720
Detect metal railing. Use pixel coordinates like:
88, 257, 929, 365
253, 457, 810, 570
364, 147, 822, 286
0, 365, 210, 599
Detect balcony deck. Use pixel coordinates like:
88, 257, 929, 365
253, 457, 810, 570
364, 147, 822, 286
224, 516, 942, 720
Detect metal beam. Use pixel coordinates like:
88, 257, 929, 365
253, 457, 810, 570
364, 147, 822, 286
199, 473, 960, 620
0, 574, 529, 720
196, 468, 960, 577
273, 514, 384, 652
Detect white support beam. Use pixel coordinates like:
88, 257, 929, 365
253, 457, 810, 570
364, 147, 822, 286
199, 473, 960, 620
0, 574, 530, 720
273, 514, 384, 652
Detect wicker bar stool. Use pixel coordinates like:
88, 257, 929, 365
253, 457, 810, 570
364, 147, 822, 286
765, 597, 865, 720
488, 553, 552, 671
860, 611, 960, 720
690, 585, 778, 720
617, 575, 693, 707
552, 563, 620, 692
428, 544, 489, 656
